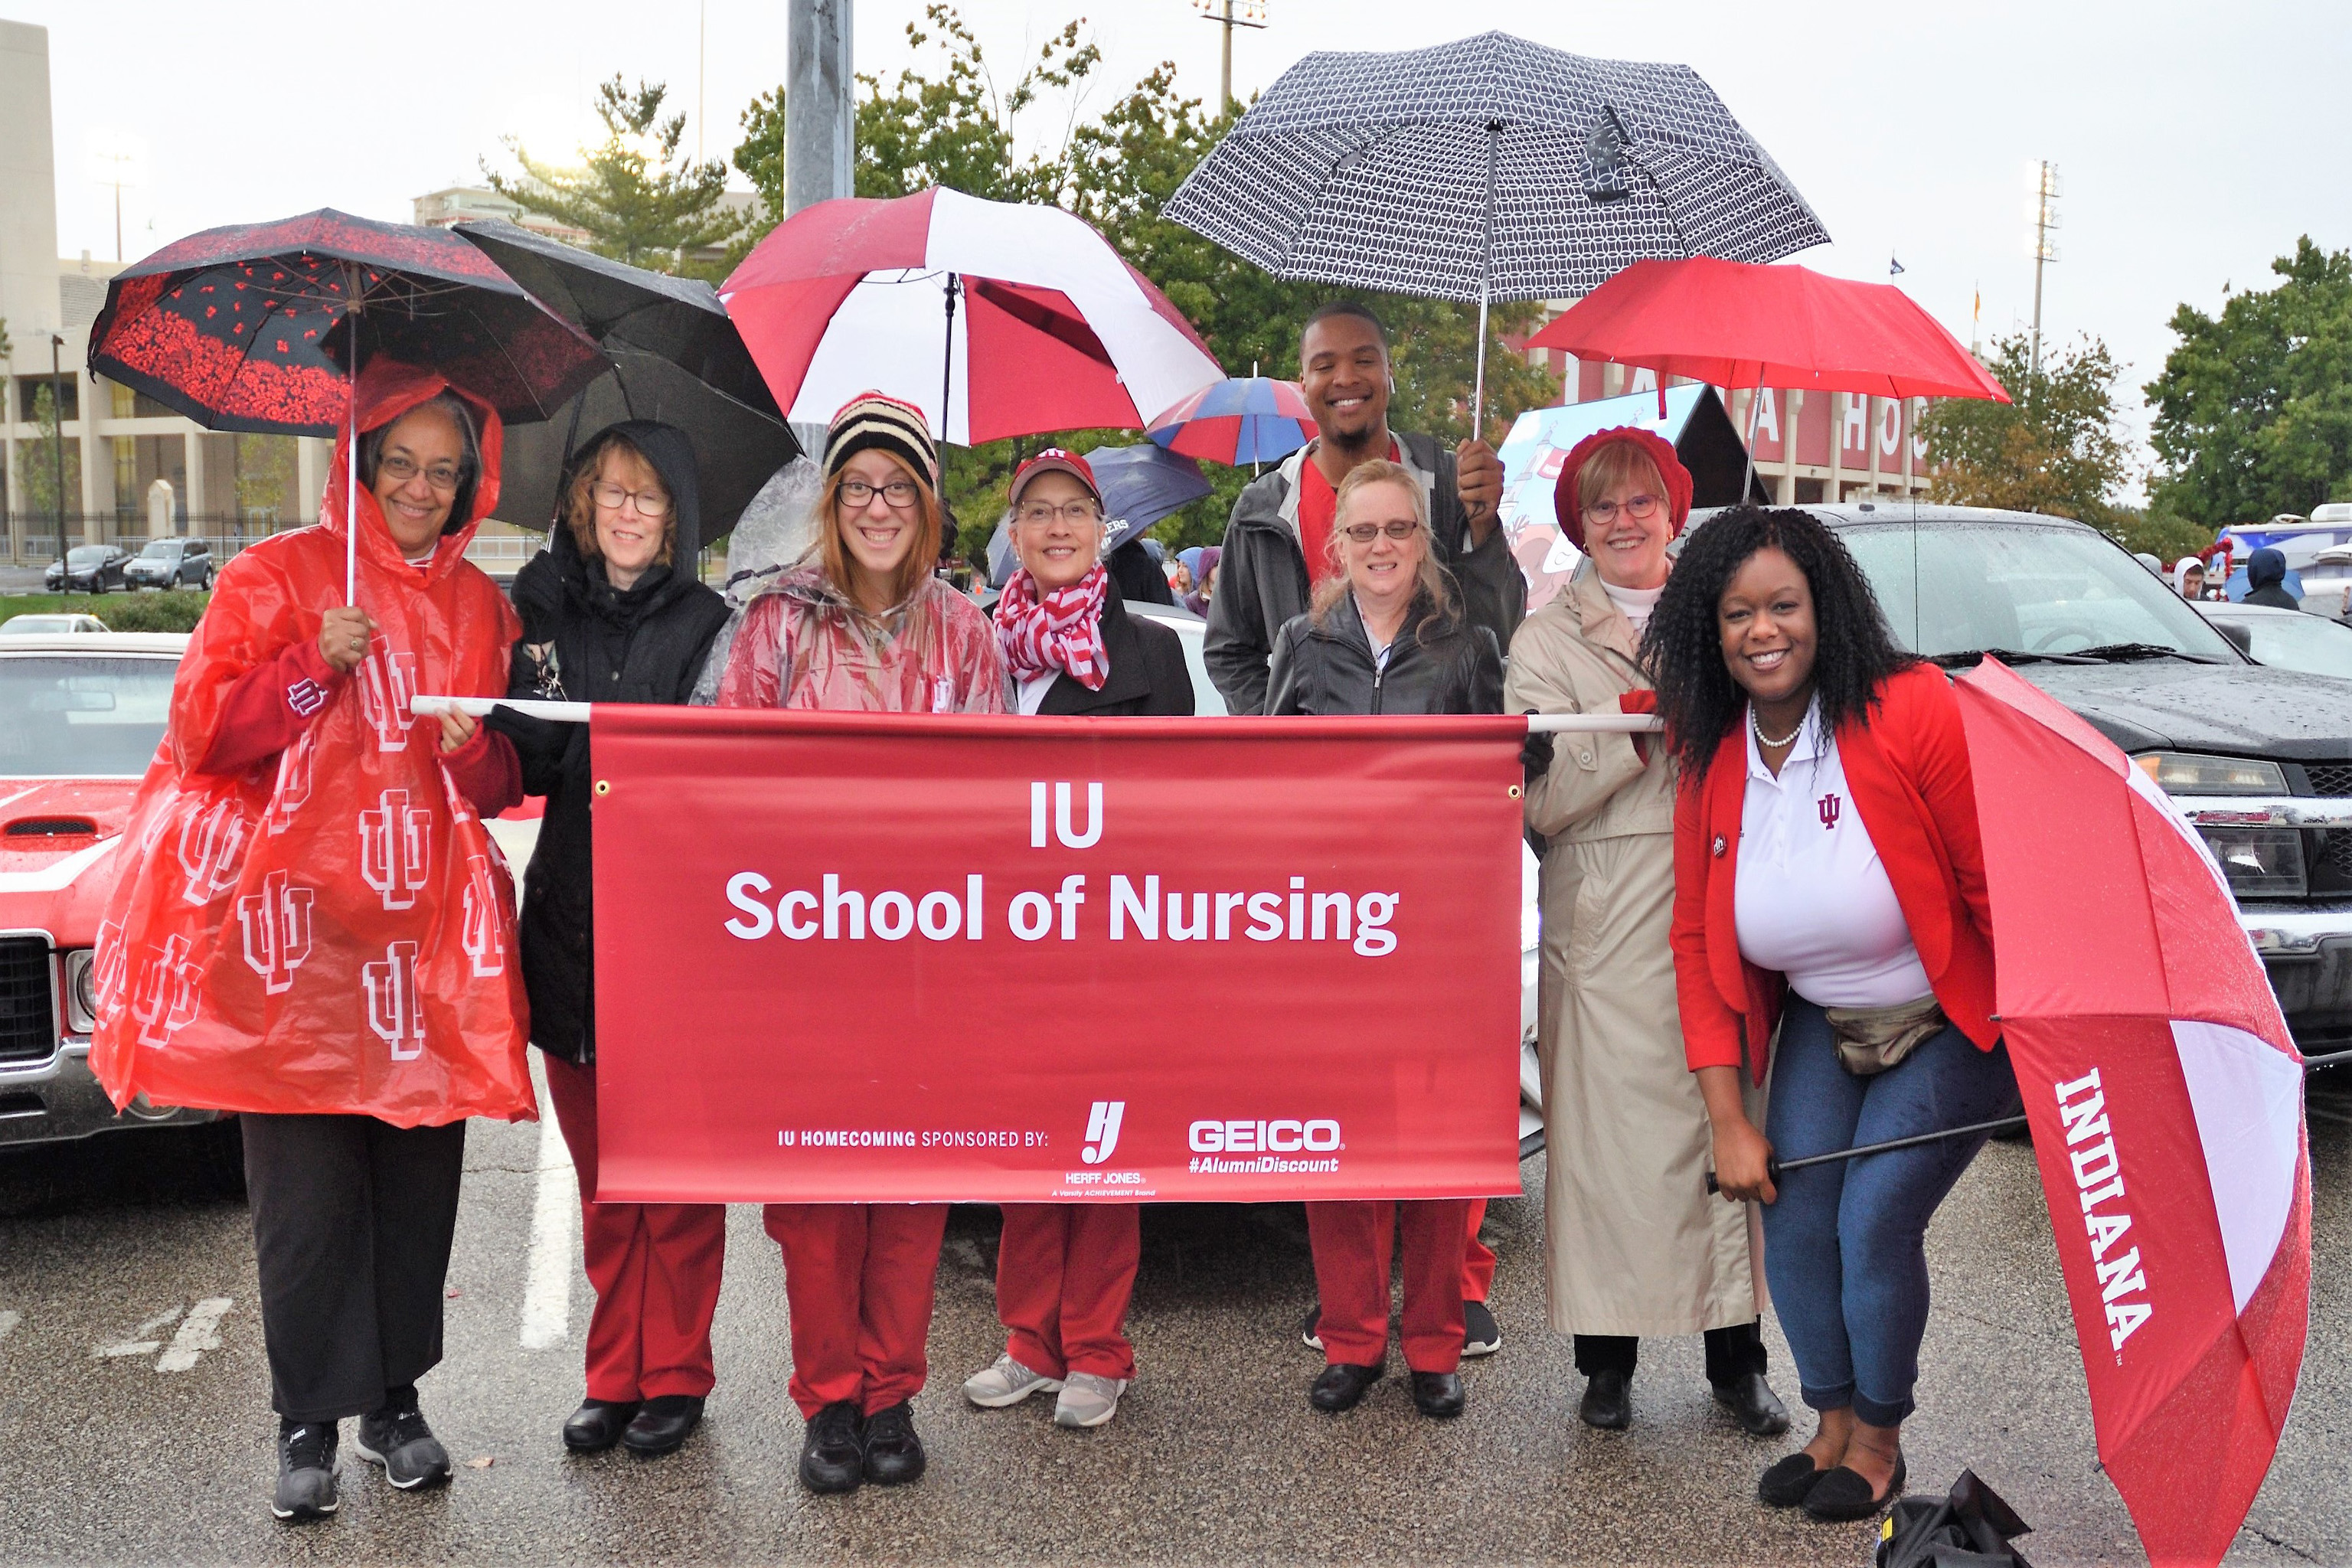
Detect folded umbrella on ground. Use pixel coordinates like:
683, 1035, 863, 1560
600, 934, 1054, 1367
1876, 1469, 2034, 1568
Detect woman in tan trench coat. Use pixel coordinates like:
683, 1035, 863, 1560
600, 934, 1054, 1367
1504, 428, 1788, 1436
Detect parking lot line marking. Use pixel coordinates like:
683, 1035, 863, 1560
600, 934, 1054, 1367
93, 1305, 181, 1359
0, 1308, 18, 1344
156, 1298, 233, 1373
519, 1099, 577, 1351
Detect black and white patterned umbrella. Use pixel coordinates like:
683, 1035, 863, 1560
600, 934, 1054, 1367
1162, 31, 1830, 423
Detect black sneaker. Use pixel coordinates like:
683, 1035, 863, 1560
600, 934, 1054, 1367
273, 1420, 339, 1522
799, 1400, 864, 1494
1300, 1302, 1323, 1351
354, 1403, 452, 1491
1462, 1299, 1501, 1357
860, 1401, 926, 1486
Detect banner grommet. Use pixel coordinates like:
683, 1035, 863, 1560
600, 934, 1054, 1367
595, 779, 612, 796
1508, 784, 1522, 799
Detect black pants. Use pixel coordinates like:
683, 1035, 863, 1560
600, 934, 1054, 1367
243, 1112, 467, 1423
1573, 1320, 1766, 1386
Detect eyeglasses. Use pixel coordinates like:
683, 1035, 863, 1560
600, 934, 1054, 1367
378, 453, 462, 492
590, 481, 672, 518
1583, 493, 1662, 525
1015, 501, 1102, 527
1339, 519, 1421, 543
840, 478, 920, 509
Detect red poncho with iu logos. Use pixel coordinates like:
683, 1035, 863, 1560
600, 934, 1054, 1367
90, 361, 532, 1127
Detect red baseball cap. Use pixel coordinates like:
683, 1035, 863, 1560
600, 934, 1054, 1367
1009, 448, 1102, 509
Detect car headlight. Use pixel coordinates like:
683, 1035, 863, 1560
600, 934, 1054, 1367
2197, 826, 2306, 898
2132, 752, 2287, 794
63, 949, 96, 1034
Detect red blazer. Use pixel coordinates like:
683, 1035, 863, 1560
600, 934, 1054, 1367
1671, 664, 1998, 1083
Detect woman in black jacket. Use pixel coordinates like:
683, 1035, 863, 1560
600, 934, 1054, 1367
492, 420, 731, 1461
1267, 459, 1500, 1422
963, 449, 1190, 1434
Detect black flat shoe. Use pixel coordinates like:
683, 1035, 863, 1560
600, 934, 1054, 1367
1757, 1451, 1824, 1508
861, 1401, 926, 1486
1804, 1451, 1906, 1522
1410, 1370, 1465, 1418
799, 1400, 864, 1494
1462, 1300, 1501, 1357
1577, 1368, 1631, 1431
621, 1394, 703, 1457
562, 1400, 639, 1453
1712, 1373, 1792, 1437
1300, 1302, 1323, 1351
1309, 1361, 1384, 1413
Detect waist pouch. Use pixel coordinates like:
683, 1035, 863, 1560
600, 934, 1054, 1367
1824, 994, 1946, 1077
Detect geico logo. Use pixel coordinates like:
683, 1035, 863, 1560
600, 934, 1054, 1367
1187, 1118, 1341, 1153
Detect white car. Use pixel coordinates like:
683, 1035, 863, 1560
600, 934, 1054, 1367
0, 614, 110, 635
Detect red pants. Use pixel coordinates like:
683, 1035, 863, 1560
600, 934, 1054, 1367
996, 1204, 1139, 1380
1306, 1198, 1470, 1375
763, 1201, 948, 1418
1463, 1198, 1494, 1302
542, 1055, 727, 1403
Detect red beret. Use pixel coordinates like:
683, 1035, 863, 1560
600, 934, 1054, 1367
1551, 426, 1694, 550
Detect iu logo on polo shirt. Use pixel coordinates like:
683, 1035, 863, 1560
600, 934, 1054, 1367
1818, 792, 1842, 829
459, 854, 505, 977
358, 645, 420, 752
364, 939, 426, 1060
237, 869, 315, 995
131, 933, 202, 1047
176, 799, 250, 906
358, 788, 433, 910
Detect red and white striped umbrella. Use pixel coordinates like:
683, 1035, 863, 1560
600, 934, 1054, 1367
720, 186, 1223, 446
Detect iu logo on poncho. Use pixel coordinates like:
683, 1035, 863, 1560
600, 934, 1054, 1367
359, 788, 433, 911
237, 869, 315, 995
363, 939, 426, 1061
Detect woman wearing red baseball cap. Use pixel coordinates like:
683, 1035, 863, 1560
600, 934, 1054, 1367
962, 448, 1192, 1431
1505, 428, 1788, 1439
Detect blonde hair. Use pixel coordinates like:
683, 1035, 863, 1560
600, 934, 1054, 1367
564, 433, 676, 568
818, 449, 943, 610
1310, 459, 1458, 629
1575, 439, 1668, 515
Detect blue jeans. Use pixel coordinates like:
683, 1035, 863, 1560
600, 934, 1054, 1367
1761, 997, 2013, 1427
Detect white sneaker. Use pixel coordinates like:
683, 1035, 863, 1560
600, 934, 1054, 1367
962, 1354, 1063, 1408
1053, 1371, 1129, 1428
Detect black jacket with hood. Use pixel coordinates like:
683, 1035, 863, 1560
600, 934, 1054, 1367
1204, 432, 1524, 715
1266, 590, 1503, 718
491, 421, 731, 1063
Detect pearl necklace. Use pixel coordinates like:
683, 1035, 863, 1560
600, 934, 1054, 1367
1750, 705, 1803, 750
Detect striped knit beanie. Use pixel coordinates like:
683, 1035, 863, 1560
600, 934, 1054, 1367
825, 391, 939, 484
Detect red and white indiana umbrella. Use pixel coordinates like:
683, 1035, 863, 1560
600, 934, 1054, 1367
1955, 658, 2309, 1568
720, 186, 1223, 446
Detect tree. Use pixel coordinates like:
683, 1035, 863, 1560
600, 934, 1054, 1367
1918, 330, 2135, 527
19, 383, 80, 531
234, 434, 296, 524
2146, 237, 2352, 528
486, 77, 745, 275
0, 315, 11, 362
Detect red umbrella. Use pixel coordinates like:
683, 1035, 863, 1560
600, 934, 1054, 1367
1954, 658, 2308, 1568
1527, 256, 2007, 403
721, 186, 1223, 446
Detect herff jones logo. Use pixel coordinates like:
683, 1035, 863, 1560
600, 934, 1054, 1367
1081, 1100, 1125, 1165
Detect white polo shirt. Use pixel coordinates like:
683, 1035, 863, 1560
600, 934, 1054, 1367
1731, 701, 1933, 1008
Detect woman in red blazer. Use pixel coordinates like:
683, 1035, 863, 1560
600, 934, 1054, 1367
1642, 507, 2013, 1526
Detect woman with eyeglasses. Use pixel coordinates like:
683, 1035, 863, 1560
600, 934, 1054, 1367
715, 393, 1009, 1494
476, 423, 732, 1461
959, 450, 1191, 1433
1266, 459, 1499, 1420
1504, 429, 1788, 1441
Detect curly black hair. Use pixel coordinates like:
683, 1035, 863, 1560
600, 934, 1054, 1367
1638, 505, 1915, 781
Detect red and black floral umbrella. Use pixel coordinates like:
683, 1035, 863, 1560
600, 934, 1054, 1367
90, 209, 605, 436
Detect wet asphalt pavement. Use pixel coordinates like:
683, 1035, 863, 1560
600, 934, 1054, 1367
0, 1073, 2346, 1566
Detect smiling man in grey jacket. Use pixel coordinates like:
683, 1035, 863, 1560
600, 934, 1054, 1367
1204, 302, 1524, 716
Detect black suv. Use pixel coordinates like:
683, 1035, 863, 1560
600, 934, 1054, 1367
1752, 501, 2352, 1054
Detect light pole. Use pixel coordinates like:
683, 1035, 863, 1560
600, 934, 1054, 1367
87, 133, 145, 264
1194, 0, 1269, 112
786, 0, 854, 215
2027, 160, 2060, 383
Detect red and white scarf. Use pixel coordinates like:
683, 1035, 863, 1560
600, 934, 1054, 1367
996, 563, 1109, 691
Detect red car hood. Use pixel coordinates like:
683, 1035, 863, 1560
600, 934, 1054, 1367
0, 777, 142, 943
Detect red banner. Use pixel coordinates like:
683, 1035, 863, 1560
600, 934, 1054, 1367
590, 708, 1526, 1204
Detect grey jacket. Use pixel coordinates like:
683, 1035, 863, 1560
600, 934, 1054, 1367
1204, 432, 1525, 715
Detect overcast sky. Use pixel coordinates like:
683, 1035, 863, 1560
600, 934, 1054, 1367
17, 1, 2350, 480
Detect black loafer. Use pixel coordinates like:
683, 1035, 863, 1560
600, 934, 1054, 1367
1757, 1451, 1824, 1508
861, 1401, 926, 1486
1577, 1368, 1631, 1430
562, 1400, 639, 1453
799, 1400, 864, 1494
1308, 1361, 1384, 1413
622, 1394, 704, 1457
1410, 1370, 1465, 1418
1804, 1451, 1906, 1522
1712, 1373, 1792, 1436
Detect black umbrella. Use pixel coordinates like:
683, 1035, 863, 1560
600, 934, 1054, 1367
452, 219, 799, 537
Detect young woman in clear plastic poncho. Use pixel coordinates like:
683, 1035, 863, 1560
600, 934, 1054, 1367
714, 391, 1009, 1494
90, 358, 529, 1522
